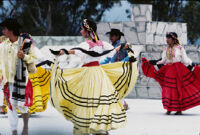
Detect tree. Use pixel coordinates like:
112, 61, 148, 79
0, 0, 119, 36
181, 1, 200, 44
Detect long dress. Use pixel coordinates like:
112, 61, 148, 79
142, 45, 200, 111
50, 40, 138, 134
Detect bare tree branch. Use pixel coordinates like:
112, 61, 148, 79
34, 0, 43, 26
29, 12, 40, 27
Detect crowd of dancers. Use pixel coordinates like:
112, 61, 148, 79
0, 18, 199, 135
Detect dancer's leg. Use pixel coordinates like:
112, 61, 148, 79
7, 106, 18, 135
19, 106, 29, 135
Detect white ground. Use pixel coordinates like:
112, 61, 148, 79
0, 99, 200, 135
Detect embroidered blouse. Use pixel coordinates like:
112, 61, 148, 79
74, 40, 116, 64
157, 45, 192, 65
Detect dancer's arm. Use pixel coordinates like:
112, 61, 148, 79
120, 43, 131, 62
59, 49, 75, 55
59, 42, 88, 57
36, 60, 53, 67
17, 38, 37, 64
103, 41, 118, 54
99, 42, 113, 64
59, 42, 120, 57
97, 41, 121, 64
99, 42, 114, 64
180, 47, 192, 65
157, 50, 167, 65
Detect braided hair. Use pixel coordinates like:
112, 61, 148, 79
82, 19, 99, 43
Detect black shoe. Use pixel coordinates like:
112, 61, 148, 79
0, 111, 6, 115
123, 102, 129, 111
166, 111, 171, 115
174, 111, 182, 115
0, 106, 6, 115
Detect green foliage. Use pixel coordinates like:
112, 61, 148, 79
0, 0, 119, 36
127, 0, 183, 21
181, 1, 200, 44
1, 0, 200, 44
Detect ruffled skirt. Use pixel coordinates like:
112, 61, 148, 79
3, 67, 51, 113
142, 58, 200, 111
28, 67, 51, 113
50, 61, 138, 134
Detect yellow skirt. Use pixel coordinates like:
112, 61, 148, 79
28, 67, 51, 113
3, 67, 51, 113
50, 61, 138, 134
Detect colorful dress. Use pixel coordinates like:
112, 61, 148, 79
2, 46, 51, 114
28, 67, 51, 113
100, 40, 129, 64
142, 45, 200, 111
50, 40, 138, 134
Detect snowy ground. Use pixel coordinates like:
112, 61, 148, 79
0, 99, 200, 135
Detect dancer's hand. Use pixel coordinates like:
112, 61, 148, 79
124, 43, 130, 48
18, 50, 25, 59
59, 50, 64, 55
142, 57, 148, 62
115, 45, 121, 52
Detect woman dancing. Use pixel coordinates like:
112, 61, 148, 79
142, 32, 200, 115
50, 19, 138, 135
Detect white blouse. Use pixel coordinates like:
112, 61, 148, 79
157, 45, 192, 65
74, 41, 116, 64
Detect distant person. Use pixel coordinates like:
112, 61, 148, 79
100, 28, 129, 64
100, 28, 130, 110
142, 32, 200, 115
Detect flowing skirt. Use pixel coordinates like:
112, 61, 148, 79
28, 67, 51, 113
50, 61, 138, 134
142, 58, 200, 111
3, 67, 51, 113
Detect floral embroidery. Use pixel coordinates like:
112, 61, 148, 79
86, 40, 103, 49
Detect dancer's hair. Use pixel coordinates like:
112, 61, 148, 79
82, 19, 99, 43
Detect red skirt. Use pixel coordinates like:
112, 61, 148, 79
142, 58, 200, 111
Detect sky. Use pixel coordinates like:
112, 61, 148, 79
101, 1, 132, 22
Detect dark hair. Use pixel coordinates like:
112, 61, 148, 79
82, 19, 99, 42
82, 19, 97, 32
166, 32, 178, 39
0, 18, 21, 36
106, 28, 124, 40
166, 32, 179, 45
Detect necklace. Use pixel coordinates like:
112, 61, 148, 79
166, 44, 178, 60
